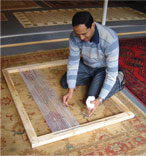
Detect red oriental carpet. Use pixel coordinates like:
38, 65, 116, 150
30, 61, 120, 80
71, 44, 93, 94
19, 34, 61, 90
119, 37, 146, 106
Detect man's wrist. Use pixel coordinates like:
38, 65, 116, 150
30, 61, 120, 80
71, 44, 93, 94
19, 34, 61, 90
69, 88, 74, 93
98, 97, 103, 105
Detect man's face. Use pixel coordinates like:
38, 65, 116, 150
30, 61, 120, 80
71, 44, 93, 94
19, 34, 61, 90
73, 23, 95, 42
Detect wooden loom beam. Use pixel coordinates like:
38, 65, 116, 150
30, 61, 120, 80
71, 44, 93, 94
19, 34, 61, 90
3, 59, 135, 148
33, 111, 134, 148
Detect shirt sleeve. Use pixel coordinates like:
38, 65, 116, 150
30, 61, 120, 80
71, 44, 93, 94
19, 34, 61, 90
99, 39, 119, 99
67, 33, 81, 88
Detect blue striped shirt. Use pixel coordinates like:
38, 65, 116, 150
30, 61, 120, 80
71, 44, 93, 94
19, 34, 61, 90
67, 22, 119, 99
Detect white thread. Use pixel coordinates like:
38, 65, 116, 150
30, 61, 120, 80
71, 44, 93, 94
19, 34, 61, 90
86, 96, 95, 109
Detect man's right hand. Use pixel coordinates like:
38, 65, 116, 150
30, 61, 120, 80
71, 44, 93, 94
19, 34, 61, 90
63, 88, 74, 106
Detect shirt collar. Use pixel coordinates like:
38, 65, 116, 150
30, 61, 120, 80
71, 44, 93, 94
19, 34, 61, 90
90, 24, 99, 44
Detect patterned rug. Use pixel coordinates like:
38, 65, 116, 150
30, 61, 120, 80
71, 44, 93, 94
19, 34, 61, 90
43, 1, 103, 8
42, 1, 126, 9
119, 37, 146, 106
1, 48, 146, 155
0, 13, 8, 21
13, 7, 146, 28
1, 0, 41, 11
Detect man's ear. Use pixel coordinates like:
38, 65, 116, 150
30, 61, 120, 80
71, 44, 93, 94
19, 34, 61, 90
91, 23, 95, 29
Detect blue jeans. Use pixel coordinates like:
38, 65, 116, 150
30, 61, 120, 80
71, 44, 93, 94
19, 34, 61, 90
61, 59, 121, 101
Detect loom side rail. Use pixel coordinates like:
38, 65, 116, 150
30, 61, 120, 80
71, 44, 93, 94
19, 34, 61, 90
2, 69, 37, 146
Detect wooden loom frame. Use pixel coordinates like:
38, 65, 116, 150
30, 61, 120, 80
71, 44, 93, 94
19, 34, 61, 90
3, 59, 135, 148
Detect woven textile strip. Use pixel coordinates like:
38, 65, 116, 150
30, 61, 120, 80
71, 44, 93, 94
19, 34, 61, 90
20, 69, 79, 132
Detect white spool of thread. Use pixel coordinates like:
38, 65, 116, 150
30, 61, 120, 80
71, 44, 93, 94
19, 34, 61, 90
86, 96, 95, 109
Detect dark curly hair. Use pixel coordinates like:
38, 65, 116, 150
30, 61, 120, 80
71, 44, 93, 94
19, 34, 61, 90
72, 11, 94, 28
